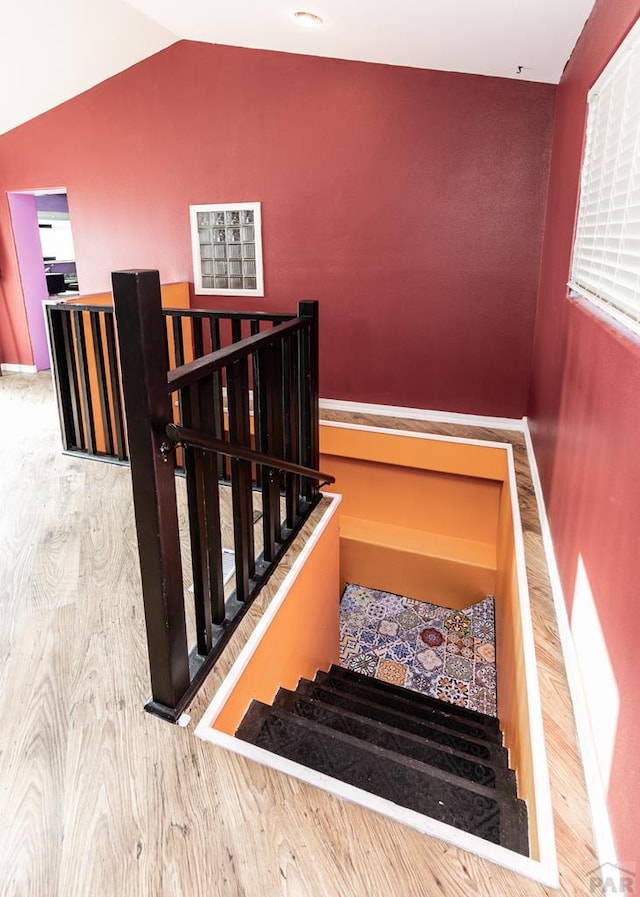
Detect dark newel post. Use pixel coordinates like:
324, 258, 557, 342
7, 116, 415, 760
298, 299, 320, 498
111, 270, 190, 718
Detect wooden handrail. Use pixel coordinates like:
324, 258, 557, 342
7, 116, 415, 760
167, 317, 307, 393
51, 302, 115, 314
108, 271, 323, 722
166, 423, 335, 487
164, 308, 294, 322
51, 301, 293, 323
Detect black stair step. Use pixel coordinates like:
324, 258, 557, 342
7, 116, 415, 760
315, 668, 500, 743
275, 690, 517, 793
236, 702, 528, 855
326, 664, 500, 734
291, 681, 509, 766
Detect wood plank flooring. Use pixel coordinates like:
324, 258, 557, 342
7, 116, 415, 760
0, 374, 600, 896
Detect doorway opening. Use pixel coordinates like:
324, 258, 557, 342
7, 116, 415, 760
7, 187, 79, 371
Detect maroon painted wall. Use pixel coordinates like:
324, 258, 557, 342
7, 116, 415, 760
528, 0, 640, 871
0, 41, 554, 415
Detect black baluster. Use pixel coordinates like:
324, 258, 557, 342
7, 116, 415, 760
250, 318, 262, 490
198, 373, 225, 625
208, 317, 227, 482
265, 340, 283, 544
227, 356, 255, 601
104, 312, 127, 461
283, 334, 300, 528
172, 315, 185, 367
182, 383, 212, 656
193, 316, 204, 360
89, 311, 114, 457
298, 300, 319, 503
47, 306, 82, 451
72, 309, 95, 454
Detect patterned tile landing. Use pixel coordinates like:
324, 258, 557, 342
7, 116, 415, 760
339, 584, 497, 717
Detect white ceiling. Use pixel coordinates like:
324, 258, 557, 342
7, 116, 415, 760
0, 0, 596, 137
0, 0, 175, 136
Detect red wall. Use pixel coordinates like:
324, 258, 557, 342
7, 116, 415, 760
0, 41, 554, 415
528, 0, 640, 871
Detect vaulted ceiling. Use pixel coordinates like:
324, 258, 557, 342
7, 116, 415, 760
0, 0, 596, 136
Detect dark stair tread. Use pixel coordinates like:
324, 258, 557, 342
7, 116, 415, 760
326, 664, 500, 732
241, 702, 499, 799
315, 669, 501, 743
275, 690, 517, 793
292, 680, 509, 766
236, 702, 528, 856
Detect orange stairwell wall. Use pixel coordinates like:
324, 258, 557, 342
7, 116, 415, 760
319, 426, 502, 608
213, 504, 341, 735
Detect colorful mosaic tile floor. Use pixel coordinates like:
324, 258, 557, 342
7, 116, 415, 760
339, 584, 497, 717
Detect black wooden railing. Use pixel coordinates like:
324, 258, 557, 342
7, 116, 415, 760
110, 270, 333, 722
46, 299, 294, 465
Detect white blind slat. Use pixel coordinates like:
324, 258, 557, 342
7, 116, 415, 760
571, 18, 640, 335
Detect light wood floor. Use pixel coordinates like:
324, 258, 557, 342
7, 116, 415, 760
0, 374, 600, 897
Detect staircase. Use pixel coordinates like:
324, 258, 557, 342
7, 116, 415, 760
236, 664, 529, 855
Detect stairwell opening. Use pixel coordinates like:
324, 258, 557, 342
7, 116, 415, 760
195, 423, 558, 886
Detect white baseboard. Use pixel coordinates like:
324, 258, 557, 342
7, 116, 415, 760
319, 397, 525, 432
1, 363, 38, 374
523, 418, 618, 871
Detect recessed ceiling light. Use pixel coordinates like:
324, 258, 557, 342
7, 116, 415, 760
294, 11, 324, 27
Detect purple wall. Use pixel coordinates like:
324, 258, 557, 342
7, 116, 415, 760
35, 192, 69, 214
7, 193, 50, 370
48, 261, 76, 274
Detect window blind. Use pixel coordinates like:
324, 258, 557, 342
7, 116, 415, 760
570, 18, 640, 335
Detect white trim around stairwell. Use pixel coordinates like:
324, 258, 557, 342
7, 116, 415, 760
195, 493, 342, 733
197, 730, 554, 882
504, 441, 558, 886
222, 391, 525, 434
196, 427, 558, 886
318, 418, 513, 451
319, 397, 526, 432
1, 363, 38, 373
523, 419, 618, 873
